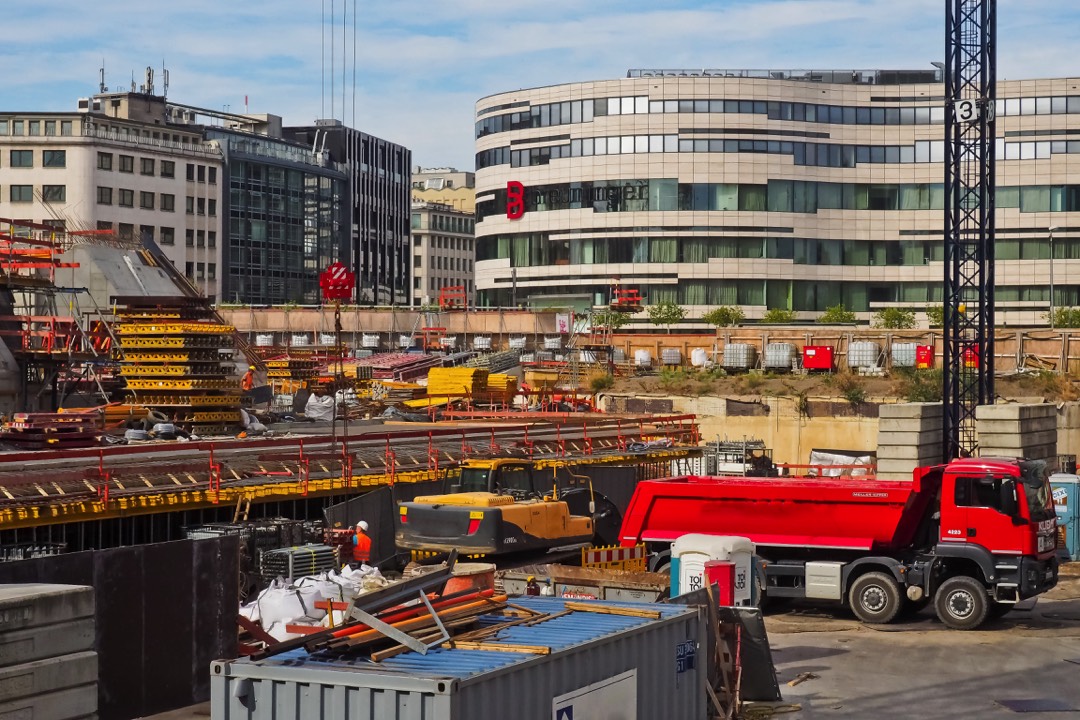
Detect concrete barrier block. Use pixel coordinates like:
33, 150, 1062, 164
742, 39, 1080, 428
978, 429, 1059, 449
0, 585, 93, 634
976, 418, 1058, 435
0, 683, 97, 720
976, 403, 1057, 421
876, 429, 943, 446
980, 445, 1057, 462
878, 402, 943, 420
877, 418, 945, 433
0, 651, 97, 703
876, 459, 921, 476
0, 618, 93, 668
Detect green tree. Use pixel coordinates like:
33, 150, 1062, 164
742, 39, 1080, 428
1049, 307, 1080, 328
591, 310, 632, 331
701, 306, 745, 328
817, 304, 857, 324
925, 305, 944, 326
761, 308, 796, 324
873, 307, 917, 329
647, 299, 686, 333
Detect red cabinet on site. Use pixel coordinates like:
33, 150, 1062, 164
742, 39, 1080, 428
802, 345, 834, 371
916, 345, 934, 369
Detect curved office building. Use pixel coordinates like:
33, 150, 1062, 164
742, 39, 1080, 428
473, 68, 1080, 323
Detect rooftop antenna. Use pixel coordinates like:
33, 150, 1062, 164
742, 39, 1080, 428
130, 71, 136, 93
99, 60, 107, 93
162, 63, 169, 99
145, 66, 154, 96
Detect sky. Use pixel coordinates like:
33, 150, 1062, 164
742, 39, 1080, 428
2, 0, 1080, 170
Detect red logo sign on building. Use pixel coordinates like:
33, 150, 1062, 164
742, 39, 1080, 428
506, 181, 525, 219
320, 262, 355, 302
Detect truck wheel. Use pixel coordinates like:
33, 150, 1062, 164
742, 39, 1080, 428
934, 576, 989, 630
849, 572, 903, 624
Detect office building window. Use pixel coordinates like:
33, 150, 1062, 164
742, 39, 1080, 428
186, 229, 194, 247
208, 199, 217, 216
186, 196, 194, 214
118, 223, 134, 240
10, 120, 23, 136
9, 185, 32, 202
197, 165, 205, 182
197, 198, 205, 215
140, 158, 155, 175
161, 160, 175, 178
186, 163, 195, 181
197, 230, 205, 247
140, 225, 154, 242
160, 193, 175, 212
9, 150, 32, 167
44, 120, 56, 136
43, 150, 66, 168
208, 231, 217, 248
60, 121, 72, 136
118, 189, 134, 207
196, 262, 205, 279
185, 262, 194, 279
208, 263, 216, 280
97, 187, 113, 205
208, 167, 217, 184
42, 185, 66, 202
119, 155, 134, 173
27, 120, 40, 136
160, 227, 175, 245
97, 152, 113, 171
140, 191, 154, 209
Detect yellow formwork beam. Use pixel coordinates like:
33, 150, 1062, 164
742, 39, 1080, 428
116, 322, 235, 335
0, 468, 439, 530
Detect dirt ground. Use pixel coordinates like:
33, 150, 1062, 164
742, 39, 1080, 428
613, 367, 1080, 403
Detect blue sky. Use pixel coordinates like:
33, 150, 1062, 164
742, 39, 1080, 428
2, 0, 1079, 170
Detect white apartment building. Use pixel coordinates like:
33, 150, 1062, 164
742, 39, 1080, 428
410, 201, 477, 307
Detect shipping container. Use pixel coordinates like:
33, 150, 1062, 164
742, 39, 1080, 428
211, 597, 706, 720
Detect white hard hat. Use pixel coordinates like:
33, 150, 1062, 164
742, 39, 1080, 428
356, 520, 369, 532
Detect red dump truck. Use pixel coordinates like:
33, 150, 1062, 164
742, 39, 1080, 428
619, 457, 1059, 629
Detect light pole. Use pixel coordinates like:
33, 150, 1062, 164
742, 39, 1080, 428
1050, 226, 1062, 329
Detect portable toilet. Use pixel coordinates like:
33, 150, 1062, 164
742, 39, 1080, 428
671, 534, 755, 606
1050, 473, 1080, 561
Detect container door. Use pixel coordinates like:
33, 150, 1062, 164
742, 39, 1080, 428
1051, 479, 1080, 560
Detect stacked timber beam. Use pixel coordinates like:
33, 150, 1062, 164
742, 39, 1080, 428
875, 403, 943, 480
114, 295, 241, 435
976, 403, 1058, 465
1, 412, 101, 449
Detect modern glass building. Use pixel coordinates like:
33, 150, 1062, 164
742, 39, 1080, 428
474, 69, 1080, 324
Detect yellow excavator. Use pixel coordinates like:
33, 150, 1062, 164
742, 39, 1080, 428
395, 458, 622, 556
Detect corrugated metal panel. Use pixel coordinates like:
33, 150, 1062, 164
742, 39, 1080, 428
211, 597, 706, 720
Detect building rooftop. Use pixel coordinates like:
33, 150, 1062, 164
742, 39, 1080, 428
625, 68, 944, 85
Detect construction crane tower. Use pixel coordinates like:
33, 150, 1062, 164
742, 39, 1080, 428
943, 0, 997, 460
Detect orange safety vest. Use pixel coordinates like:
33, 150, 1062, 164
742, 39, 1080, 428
241, 371, 255, 391
352, 530, 372, 563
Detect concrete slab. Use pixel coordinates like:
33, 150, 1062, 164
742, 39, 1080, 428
979, 429, 1060, 448
876, 430, 942, 446
878, 402, 943, 419
0, 618, 93, 667
0, 585, 93, 633
877, 417, 944, 433
0, 651, 97, 703
977, 419, 1059, 435
977, 403, 1057, 421
873, 444, 941, 461
0, 683, 96, 720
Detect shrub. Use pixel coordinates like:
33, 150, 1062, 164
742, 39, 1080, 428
817, 304, 856, 324
1049, 307, 1080, 328
761, 308, 796, 324
835, 373, 866, 405
925, 305, 944, 326
873, 307, 917, 329
589, 373, 615, 392
702, 306, 745, 328
893, 368, 943, 403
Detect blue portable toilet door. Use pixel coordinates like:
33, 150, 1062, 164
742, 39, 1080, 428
1050, 475, 1080, 562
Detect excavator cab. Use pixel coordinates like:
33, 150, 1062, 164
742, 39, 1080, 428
453, 460, 542, 500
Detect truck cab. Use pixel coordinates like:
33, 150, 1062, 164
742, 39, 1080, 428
933, 458, 1059, 605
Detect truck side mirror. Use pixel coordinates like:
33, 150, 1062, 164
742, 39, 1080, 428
999, 479, 1018, 517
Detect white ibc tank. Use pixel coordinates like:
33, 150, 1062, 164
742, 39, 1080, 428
764, 343, 797, 370
254, 334, 274, 347
634, 349, 652, 367
509, 334, 527, 349
290, 333, 310, 347
473, 336, 492, 351
661, 348, 682, 366
613, 348, 626, 363
673, 533, 755, 606
543, 335, 563, 350
398, 334, 413, 349
849, 341, 881, 369
440, 335, 458, 350
891, 342, 917, 368
722, 343, 757, 370
319, 333, 336, 346
361, 333, 381, 349
690, 348, 710, 367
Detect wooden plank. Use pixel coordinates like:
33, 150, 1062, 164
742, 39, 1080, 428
442, 641, 550, 655
563, 601, 661, 619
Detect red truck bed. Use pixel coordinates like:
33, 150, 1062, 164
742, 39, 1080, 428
619, 470, 941, 552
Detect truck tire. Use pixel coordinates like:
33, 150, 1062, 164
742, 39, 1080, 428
934, 576, 989, 630
848, 572, 903, 624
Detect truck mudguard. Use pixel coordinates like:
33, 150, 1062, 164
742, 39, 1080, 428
932, 543, 996, 585
840, 556, 906, 591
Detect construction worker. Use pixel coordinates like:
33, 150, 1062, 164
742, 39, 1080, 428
352, 520, 372, 566
241, 365, 256, 392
